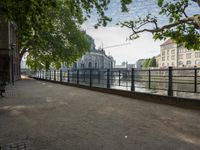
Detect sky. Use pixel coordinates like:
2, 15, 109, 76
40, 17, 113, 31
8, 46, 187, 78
81, 0, 200, 65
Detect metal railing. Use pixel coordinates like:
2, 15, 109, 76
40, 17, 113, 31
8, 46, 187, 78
33, 67, 200, 98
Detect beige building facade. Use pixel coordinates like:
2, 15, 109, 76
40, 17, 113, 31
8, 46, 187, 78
158, 39, 200, 68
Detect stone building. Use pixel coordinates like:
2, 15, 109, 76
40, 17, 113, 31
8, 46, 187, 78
74, 49, 115, 69
0, 11, 20, 83
62, 36, 115, 70
159, 39, 200, 68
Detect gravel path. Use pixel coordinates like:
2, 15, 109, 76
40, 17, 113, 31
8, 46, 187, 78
0, 77, 200, 150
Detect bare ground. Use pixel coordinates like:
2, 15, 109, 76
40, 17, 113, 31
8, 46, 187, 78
0, 76, 200, 150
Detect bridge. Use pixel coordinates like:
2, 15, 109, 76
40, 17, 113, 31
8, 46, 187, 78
0, 76, 200, 149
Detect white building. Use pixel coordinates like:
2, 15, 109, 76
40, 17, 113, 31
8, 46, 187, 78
62, 35, 115, 70
73, 48, 115, 69
159, 39, 200, 68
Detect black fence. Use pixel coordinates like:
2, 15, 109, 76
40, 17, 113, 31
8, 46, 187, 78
33, 67, 200, 97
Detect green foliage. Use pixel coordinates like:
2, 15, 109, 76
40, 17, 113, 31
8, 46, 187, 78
1, 0, 200, 71
142, 57, 157, 69
121, 0, 200, 50
0, 0, 102, 70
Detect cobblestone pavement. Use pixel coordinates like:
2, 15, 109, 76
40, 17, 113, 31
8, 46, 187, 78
0, 141, 30, 150
0, 76, 200, 150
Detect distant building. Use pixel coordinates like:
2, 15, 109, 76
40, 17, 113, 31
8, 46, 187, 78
127, 64, 135, 70
155, 54, 161, 68
73, 48, 115, 69
115, 62, 135, 70
136, 59, 145, 69
0, 9, 20, 82
62, 36, 115, 70
160, 39, 200, 68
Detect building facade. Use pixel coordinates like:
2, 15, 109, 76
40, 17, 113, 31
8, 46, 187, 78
61, 36, 115, 70
73, 48, 115, 69
136, 59, 145, 69
159, 39, 200, 68
0, 12, 20, 83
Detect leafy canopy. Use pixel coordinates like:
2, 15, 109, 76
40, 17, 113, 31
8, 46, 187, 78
121, 0, 200, 50
0, 0, 199, 70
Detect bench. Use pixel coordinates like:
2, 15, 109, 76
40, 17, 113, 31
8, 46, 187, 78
0, 80, 6, 97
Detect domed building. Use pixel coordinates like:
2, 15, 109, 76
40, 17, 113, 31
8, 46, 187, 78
63, 35, 115, 70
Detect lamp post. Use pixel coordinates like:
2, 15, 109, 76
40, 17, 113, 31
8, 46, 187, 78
11, 43, 16, 85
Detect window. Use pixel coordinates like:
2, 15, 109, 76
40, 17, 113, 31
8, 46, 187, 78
162, 57, 165, 61
162, 63, 165, 67
95, 63, 98, 68
178, 61, 183, 66
167, 56, 169, 61
162, 51, 165, 56
195, 60, 200, 65
186, 53, 191, 59
178, 48, 185, 53
171, 55, 175, 60
171, 62, 174, 66
186, 60, 191, 65
195, 52, 200, 58
167, 50, 169, 55
88, 62, 92, 68
81, 64, 84, 68
171, 50, 175, 55
178, 54, 183, 59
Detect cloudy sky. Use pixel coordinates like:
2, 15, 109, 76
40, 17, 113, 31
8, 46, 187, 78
82, 0, 200, 65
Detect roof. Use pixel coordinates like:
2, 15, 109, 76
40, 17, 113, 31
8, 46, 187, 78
160, 39, 175, 46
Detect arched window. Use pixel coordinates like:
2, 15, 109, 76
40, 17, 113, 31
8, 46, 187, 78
88, 62, 92, 68
81, 64, 84, 68
95, 63, 98, 68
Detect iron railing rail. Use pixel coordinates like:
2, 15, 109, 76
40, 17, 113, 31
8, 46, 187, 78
32, 67, 200, 97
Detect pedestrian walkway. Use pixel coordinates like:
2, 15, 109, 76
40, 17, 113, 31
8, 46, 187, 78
0, 76, 200, 150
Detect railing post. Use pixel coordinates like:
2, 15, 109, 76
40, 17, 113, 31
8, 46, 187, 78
119, 70, 121, 86
194, 66, 197, 93
107, 69, 110, 89
77, 69, 79, 85
90, 69, 93, 87
148, 69, 151, 89
168, 67, 173, 96
98, 70, 101, 84
83, 70, 86, 82
68, 70, 70, 83
54, 70, 56, 81
45, 70, 47, 80
60, 70, 62, 82
49, 70, 51, 80
131, 68, 135, 92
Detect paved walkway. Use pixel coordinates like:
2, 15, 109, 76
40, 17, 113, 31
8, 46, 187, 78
0, 77, 200, 150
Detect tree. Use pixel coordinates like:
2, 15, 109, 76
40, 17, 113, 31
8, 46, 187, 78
142, 59, 150, 69
142, 57, 157, 68
121, 0, 200, 50
1, 0, 199, 70
148, 57, 157, 67
0, 0, 109, 69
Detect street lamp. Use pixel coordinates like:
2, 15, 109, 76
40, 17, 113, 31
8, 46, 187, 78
11, 43, 16, 85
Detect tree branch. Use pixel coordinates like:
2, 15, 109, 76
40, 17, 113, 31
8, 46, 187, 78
121, 14, 200, 39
